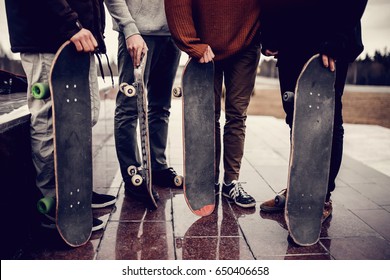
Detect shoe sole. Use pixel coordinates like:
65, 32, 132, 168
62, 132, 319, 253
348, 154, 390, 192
259, 204, 285, 213
41, 220, 106, 232
91, 199, 117, 209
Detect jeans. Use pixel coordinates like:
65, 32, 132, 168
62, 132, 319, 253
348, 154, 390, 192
114, 34, 180, 184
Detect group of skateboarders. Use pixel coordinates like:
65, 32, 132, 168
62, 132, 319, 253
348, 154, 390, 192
4, 0, 367, 246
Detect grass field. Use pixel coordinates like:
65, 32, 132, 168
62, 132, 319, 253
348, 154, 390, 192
247, 78, 390, 129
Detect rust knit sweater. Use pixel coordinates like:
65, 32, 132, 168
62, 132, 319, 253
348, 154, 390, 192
165, 0, 261, 61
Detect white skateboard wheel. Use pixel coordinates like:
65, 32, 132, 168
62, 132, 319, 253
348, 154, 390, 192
131, 174, 143, 186
127, 165, 137, 176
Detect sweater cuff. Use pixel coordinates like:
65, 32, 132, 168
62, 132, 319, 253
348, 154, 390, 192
123, 23, 140, 39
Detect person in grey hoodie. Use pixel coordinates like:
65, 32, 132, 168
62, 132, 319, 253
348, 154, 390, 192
105, 0, 181, 207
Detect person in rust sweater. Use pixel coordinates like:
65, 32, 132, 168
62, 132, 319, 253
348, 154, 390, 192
165, 0, 261, 208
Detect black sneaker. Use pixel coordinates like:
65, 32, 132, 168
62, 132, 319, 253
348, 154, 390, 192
92, 192, 116, 208
152, 167, 183, 188
41, 214, 106, 232
124, 180, 160, 203
222, 181, 256, 208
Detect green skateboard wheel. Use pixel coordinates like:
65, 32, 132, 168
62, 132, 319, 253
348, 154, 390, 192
37, 197, 55, 214
32, 82, 50, 99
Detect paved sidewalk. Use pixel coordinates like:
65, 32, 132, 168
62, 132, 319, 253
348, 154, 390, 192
23, 87, 390, 259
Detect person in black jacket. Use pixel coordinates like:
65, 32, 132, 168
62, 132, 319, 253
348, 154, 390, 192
259, 0, 368, 219
4, 0, 116, 231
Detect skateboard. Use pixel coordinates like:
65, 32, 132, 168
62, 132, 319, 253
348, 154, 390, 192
284, 54, 336, 246
35, 41, 93, 247
175, 58, 215, 216
119, 52, 158, 209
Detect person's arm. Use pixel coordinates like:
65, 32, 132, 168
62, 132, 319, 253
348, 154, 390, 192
164, 0, 209, 61
43, 0, 98, 52
319, 0, 368, 62
104, 0, 146, 66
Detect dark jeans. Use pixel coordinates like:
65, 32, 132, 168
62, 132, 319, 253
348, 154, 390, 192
115, 34, 180, 183
278, 55, 348, 201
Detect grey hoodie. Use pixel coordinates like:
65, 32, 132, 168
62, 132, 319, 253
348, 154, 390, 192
105, 0, 170, 38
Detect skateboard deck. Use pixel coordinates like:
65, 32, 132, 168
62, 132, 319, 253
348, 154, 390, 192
285, 54, 336, 246
36, 41, 93, 247
119, 53, 158, 209
180, 58, 215, 216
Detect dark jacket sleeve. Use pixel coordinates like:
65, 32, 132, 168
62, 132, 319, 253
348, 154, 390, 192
319, 0, 368, 62
44, 0, 82, 41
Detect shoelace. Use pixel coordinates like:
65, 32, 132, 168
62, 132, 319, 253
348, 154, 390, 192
229, 182, 250, 199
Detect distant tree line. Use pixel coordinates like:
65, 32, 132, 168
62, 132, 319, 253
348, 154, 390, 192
259, 49, 390, 86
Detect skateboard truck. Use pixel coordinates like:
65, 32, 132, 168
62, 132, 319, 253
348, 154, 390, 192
172, 86, 182, 98
283, 91, 295, 103
119, 83, 136, 97
127, 165, 144, 186
275, 193, 286, 207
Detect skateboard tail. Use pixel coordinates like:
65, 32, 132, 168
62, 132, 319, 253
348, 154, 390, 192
192, 204, 215, 217
285, 203, 324, 246
183, 184, 215, 216
57, 211, 92, 247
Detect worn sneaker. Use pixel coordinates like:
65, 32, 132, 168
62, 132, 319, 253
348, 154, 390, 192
41, 214, 106, 232
152, 167, 183, 188
322, 200, 333, 223
222, 181, 256, 208
124, 180, 160, 203
92, 192, 116, 208
259, 189, 286, 213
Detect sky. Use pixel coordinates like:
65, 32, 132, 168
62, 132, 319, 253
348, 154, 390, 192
0, 0, 389, 63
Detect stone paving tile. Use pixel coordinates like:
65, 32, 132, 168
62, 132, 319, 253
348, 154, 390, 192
96, 221, 175, 260
321, 236, 390, 260
352, 209, 390, 241
332, 185, 382, 210
175, 236, 254, 260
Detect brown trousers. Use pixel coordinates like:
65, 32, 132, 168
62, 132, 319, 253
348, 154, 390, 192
214, 43, 261, 184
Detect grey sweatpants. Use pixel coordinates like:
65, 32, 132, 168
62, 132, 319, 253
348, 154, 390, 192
21, 52, 99, 197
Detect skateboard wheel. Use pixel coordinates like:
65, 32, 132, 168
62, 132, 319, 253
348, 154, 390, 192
119, 82, 127, 92
127, 165, 138, 176
131, 174, 143, 186
283, 91, 295, 103
275, 194, 286, 207
37, 197, 55, 214
172, 87, 182, 98
174, 175, 183, 187
122, 84, 136, 97
32, 82, 50, 99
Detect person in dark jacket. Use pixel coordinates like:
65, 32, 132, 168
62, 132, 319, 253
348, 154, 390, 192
259, 0, 368, 219
5, 0, 116, 231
